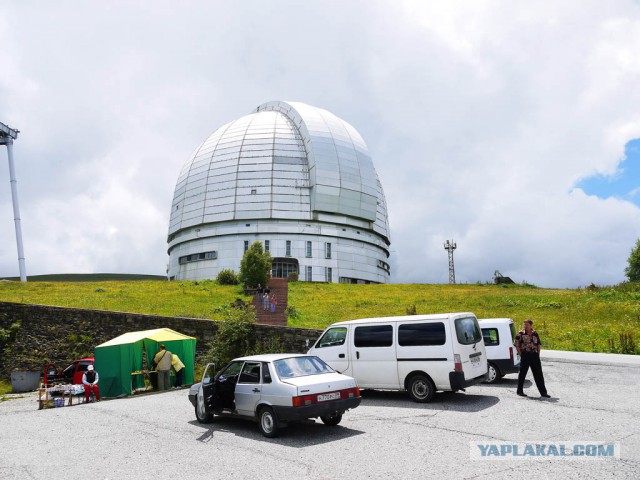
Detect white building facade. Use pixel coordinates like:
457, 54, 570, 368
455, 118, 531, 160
167, 101, 391, 283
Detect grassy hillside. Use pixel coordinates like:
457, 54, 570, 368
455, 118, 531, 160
0, 280, 638, 354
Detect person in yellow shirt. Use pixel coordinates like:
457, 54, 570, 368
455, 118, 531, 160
171, 354, 185, 388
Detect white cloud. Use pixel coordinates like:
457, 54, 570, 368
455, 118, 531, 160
1, 0, 639, 287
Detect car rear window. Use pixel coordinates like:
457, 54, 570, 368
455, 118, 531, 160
482, 328, 499, 346
398, 322, 445, 346
274, 356, 334, 379
455, 317, 482, 345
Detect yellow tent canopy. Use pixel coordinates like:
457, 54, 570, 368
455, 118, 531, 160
94, 328, 196, 397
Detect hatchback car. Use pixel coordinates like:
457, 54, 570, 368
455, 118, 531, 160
44, 357, 95, 385
188, 354, 361, 437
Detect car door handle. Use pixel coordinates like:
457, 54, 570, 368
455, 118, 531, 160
338, 354, 345, 358
252, 388, 260, 393
356, 351, 360, 360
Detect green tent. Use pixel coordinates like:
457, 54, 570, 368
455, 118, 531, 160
94, 328, 196, 398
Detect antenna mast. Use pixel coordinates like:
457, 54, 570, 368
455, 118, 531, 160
1, 121, 27, 282
444, 239, 456, 284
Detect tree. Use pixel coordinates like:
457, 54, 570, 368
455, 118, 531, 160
625, 238, 640, 282
239, 241, 272, 288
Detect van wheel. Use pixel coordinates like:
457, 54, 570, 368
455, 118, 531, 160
258, 406, 279, 438
320, 413, 342, 426
486, 362, 501, 384
408, 374, 435, 403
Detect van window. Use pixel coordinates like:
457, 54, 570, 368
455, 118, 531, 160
509, 322, 516, 341
354, 325, 393, 347
455, 317, 482, 345
316, 327, 347, 348
481, 328, 499, 346
398, 322, 445, 346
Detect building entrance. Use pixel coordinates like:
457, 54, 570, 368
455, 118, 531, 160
271, 258, 299, 279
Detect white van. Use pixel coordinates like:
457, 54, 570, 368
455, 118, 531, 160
308, 312, 488, 402
478, 318, 520, 383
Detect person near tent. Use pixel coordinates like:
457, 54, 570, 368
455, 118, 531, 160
82, 364, 100, 402
172, 353, 185, 388
153, 344, 173, 391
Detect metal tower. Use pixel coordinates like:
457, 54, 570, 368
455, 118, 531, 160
444, 239, 456, 284
0, 122, 27, 282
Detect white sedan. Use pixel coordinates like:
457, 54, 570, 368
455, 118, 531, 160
188, 353, 361, 437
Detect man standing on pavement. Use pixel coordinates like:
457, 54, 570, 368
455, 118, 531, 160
514, 319, 550, 398
153, 344, 173, 391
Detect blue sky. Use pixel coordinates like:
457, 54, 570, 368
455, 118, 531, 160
577, 139, 640, 206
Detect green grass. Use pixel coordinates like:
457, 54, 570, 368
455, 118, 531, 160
1, 280, 638, 354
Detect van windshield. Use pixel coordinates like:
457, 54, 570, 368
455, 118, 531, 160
454, 317, 482, 345
316, 327, 347, 348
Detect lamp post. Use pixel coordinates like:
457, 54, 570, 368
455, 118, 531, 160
0, 122, 27, 282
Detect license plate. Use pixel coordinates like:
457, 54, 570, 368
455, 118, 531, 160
470, 356, 480, 364
317, 392, 340, 402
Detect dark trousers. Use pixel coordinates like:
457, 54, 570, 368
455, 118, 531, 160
517, 351, 547, 395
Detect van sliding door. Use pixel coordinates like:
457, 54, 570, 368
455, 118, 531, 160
352, 324, 399, 388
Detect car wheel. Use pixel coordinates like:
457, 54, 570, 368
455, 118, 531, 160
258, 406, 279, 438
408, 374, 435, 403
195, 393, 213, 423
486, 362, 501, 384
320, 413, 342, 426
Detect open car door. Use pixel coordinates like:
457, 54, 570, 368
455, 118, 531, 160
195, 363, 216, 423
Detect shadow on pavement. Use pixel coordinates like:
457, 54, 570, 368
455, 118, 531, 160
189, 416, 365, 446
360, 389, 500, 412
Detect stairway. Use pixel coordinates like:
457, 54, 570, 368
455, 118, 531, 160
253, 278, 288, 326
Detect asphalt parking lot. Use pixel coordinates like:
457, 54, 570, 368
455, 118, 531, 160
1, 352, 638, 479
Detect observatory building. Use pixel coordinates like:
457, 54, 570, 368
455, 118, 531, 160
167, 101, 391, 284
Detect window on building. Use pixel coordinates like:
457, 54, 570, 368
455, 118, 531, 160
325, 242, 331, 259
178, 251, 217, 265
306, 241, 312, 257
326, 267, 332, 282
264, 240, 270, 252
306, 266, 312, 281
244, 241, 249, 252
286, 240, 291, 257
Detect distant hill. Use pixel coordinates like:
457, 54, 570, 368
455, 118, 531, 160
0, 273, 167, 282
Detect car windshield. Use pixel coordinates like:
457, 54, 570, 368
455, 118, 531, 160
273, 356, 334, 379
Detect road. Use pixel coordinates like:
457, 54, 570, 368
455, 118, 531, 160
0, 353, 638, 479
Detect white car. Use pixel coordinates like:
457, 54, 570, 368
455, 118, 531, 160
188, 354, 361, 437
479, 318, 521, 383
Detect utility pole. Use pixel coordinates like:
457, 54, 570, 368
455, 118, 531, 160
0, 121, 27, 282
444, 239, 456, 284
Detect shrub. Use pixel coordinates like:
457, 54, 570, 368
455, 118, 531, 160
201, 303, 286, 367
406, 304, 417, 315
287, 272, 299, 282
285, 305, 299, 319
217, 269, 239, 285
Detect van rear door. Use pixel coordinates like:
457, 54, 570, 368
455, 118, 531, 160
453, 316, 487, 382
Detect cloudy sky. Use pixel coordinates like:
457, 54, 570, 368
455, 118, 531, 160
1, 1, 639, 288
